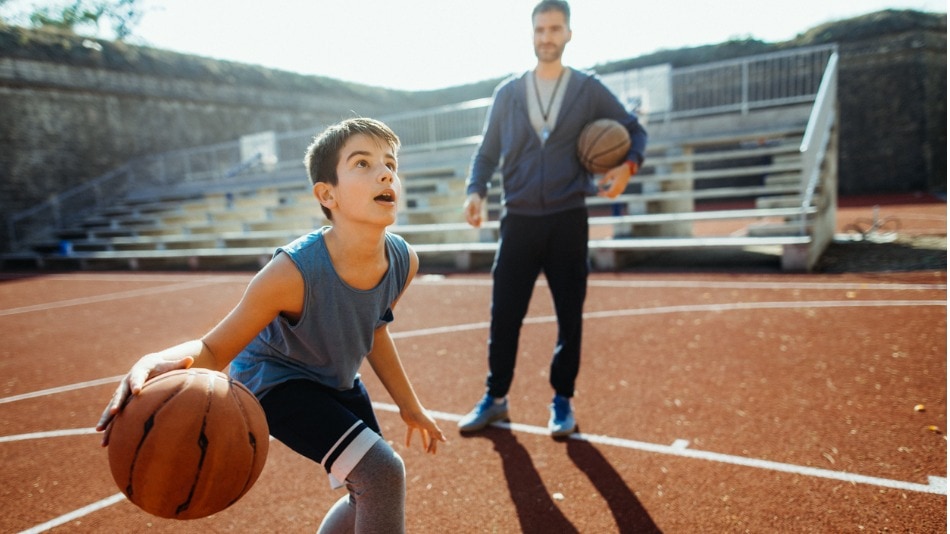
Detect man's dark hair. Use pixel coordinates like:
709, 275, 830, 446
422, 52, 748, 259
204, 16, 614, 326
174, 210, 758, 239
532, 0, 570, 26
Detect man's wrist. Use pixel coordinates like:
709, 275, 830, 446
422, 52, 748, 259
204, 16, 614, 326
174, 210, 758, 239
625, 160, 638, 175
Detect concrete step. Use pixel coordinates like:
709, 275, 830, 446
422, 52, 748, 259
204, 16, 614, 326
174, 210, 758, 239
756, 195, 803, 209
747, 222, 812, 237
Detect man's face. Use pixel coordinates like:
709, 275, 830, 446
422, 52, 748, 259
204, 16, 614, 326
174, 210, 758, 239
533, 9, 572, 63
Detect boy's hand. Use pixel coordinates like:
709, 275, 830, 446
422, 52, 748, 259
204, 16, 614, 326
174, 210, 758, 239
96, 354, 194, 446
403, 410, 447, 454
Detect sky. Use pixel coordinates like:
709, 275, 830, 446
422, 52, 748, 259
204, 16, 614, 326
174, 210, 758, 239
3, 0, 947, 90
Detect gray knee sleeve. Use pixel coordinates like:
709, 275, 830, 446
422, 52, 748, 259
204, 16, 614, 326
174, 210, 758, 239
317, 494, 355, 534
342, 439, 407, 534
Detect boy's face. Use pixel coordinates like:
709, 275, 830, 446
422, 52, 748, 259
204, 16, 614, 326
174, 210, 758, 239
533, 9, 571, 63
316, 133, 400, 226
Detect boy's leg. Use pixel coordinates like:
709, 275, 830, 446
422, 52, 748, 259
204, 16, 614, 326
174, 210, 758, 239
317, 495, 355, 534
316, 440, 405, 534
345, 439, 406, 534
260, 379, 381, 472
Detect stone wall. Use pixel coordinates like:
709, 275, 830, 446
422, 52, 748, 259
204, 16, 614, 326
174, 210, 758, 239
836, 30, 946, 195
598, 10, 946, 198
0, 39, 421, 250
0, 64, 345, 191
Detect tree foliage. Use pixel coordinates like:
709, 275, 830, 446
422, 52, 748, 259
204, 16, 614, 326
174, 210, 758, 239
5, 0, 143, 40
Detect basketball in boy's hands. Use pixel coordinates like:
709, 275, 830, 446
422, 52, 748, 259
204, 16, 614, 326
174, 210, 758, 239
107, 368, 269, 520
577, 119, 631, 174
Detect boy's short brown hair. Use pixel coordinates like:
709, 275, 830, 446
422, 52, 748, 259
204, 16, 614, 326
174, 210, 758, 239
304, 118, 401, 219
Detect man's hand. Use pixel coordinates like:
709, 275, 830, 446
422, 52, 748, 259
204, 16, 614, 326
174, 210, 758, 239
463, 193, 483, 227
597, 161, 639, 199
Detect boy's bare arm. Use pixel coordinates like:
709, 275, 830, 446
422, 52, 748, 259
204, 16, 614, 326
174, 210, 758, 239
366, 327, 423, 412
200, 253, 303, 365
97, 253, 304, 442
366, 326, 446, 453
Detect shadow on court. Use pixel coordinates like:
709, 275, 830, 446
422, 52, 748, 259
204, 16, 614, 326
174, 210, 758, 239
566, 438, 663, 534
464, 427, 662, 533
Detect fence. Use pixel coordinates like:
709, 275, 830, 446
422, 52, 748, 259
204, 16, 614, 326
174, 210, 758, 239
7, 44, 837, 251
661, 44, 836, 119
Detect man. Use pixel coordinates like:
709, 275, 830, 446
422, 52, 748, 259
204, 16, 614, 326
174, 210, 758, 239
458, 0, 647, 437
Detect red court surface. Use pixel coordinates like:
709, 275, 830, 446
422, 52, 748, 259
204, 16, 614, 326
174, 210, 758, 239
1, 197, 946, 533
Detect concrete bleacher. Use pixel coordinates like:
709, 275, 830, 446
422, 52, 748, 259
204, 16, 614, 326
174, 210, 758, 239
11, 163, 478, 270
406, 118, 826, 271
1, 44, 845, 274
10, 111, 831, 273
4, 46, 840, 273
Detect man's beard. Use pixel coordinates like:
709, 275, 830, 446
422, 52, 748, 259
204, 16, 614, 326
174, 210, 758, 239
535, 44, 564, 63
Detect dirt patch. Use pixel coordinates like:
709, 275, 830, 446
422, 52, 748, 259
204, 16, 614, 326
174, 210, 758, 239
816, 234, 947, 273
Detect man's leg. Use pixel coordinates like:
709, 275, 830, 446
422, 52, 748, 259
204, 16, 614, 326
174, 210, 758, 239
542, 209, 588, 436
543, 208, 589, 398
485, 213, 544, 398
459, 214, 543, 432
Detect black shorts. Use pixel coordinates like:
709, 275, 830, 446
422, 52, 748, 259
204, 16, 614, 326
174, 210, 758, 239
259, 378, 382, 488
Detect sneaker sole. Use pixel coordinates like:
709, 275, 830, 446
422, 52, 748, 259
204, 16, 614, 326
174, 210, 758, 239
458, 411, 509, 432
549, 425, 576, 437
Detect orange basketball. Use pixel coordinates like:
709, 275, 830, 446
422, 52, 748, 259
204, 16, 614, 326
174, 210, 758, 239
577, 118, 631, 174
107, 368, 269, 520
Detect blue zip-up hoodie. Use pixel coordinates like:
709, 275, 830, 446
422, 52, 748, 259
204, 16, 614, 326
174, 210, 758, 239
466, 68, 648, 216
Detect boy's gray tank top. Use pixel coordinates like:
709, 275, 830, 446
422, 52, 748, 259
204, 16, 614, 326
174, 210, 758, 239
229, 228, 411, 397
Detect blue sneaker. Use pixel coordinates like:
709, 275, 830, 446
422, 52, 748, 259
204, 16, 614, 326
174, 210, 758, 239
458, 393, 509, 432
548, 395, 576, 437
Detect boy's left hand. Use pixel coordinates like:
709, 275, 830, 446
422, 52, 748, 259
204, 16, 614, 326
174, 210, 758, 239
403, 411, 447, 454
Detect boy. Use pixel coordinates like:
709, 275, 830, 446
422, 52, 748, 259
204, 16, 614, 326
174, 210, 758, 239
97, 117, 446, 533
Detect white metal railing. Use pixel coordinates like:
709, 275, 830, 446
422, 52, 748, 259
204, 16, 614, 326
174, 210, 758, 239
798, 52, 839, 234
7, 45, 838, 251
662, 44, 836, 120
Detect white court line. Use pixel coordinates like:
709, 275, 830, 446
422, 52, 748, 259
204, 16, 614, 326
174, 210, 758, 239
18, 493, 126, 534
8, 296, 946, 531
10, 401, 947, 534
4, 272, 943, 291
392, 299, 946, 339
8, 298, 941, 402
2, 276, 940, 319
374, 403, 948, 496
392, 321, 491, 339
0, 428, 98, 443
0, 280, 231, 317
585, 280, 947, 291
416, 277, 947, 291
0, 376, 123, 405
8, 273, 251, 283
581, 299, 947, 321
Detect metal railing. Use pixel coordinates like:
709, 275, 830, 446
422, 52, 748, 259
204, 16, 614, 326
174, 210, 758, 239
798, 52, 839, 235
661, 44, 836, 120
7, 45, 838, 251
